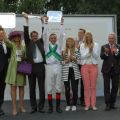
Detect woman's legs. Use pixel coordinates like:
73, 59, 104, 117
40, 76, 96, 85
81, 65, 90, 108
70, 67, 79, 106
89, 65, 98, 108
11, 85, 17, 115
64, 81, 70, 106
19, 86, 26, 112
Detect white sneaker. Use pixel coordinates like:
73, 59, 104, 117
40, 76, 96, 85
65, 106, 71, 111
84, 107, 89, 111
71, 106, 76, 111
92, 106, 97, 111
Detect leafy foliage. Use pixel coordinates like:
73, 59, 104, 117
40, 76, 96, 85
1, 0, 120, 42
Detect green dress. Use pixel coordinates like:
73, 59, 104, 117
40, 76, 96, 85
5, 39, 26, 86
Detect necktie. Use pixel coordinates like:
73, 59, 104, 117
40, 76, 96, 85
110, 47, 113, 54
33, 43, 37, 58
0, 42, 7, 54
110, 45, 115, 55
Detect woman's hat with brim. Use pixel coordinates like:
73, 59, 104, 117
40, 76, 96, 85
8, 30, 24, 40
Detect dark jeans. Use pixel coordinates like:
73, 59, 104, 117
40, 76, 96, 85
64, 67, 79, 106
103, 69, 119, 105
79, 65, 84, 102
28, 63, 45, 110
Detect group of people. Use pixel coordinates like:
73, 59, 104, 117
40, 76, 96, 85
0, 13, 120, 116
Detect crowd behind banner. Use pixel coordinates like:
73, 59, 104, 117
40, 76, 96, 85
0, 12, 120, 116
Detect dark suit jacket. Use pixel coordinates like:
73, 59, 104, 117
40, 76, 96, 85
0, 44, 11, 72
100, 44, 120, 74
24, 26, 46, 64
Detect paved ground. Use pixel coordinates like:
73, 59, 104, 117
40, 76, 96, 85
0, 97, 120, 120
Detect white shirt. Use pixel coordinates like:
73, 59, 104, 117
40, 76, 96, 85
16, 49, 22, 62
80, 42, 100, 65
68, 49, 73, 67
85, 53, 93, 64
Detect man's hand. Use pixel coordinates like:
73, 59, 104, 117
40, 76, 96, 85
22, 12, 29, 25
22, 12, 28, 19
40, 16, 44, 24
104, 47, 109, 54
113, 47, 119, 54
45, 16, 48, 24
61, 17, 64, 25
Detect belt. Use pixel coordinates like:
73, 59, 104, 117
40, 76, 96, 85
47, 62, 61, 65
33, 62, 44, 64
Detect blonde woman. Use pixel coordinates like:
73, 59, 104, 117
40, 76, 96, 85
5, 31, 26, 115
80, 32, 99, 111
62, 37, 80, 111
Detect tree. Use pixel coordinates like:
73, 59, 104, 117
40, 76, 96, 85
0, 0, 4, 11
1, 0, 120, 42
17, 0, 45, 14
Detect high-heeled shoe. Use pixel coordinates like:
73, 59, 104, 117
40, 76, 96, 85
19, 107, 26, 113
12, 111, 18, 116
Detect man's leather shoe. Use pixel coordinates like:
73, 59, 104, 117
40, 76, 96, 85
0, 109, 4, 116
38, 109, 45, 113
105, 105, 111, 111
80, 101, 85, 106
110, 104, 117, 109
30, 109, 37, 114
56, 107, 62, 113
48, 107, 53, 113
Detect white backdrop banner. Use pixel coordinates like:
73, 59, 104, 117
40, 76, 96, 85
4, 15, 117, 100
0, 13, 16, 28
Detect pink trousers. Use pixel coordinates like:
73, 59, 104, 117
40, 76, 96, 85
81, 64, 98, 108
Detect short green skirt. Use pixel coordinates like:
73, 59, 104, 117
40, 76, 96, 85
14, 73, 26, 86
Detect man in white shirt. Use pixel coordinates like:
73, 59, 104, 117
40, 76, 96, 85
23, 13, 46, 114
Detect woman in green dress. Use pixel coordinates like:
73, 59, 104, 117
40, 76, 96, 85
5, 30, 26, 115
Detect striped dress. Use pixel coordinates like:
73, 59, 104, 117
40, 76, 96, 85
61, 50, 81, 82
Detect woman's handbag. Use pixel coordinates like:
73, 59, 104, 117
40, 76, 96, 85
17, 61, 32, 75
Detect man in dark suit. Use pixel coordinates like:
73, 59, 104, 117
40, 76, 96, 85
22, 13, 46, 114
0, 27, 10, 116
76, 28, 86, 106
100, 33, 120, 111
